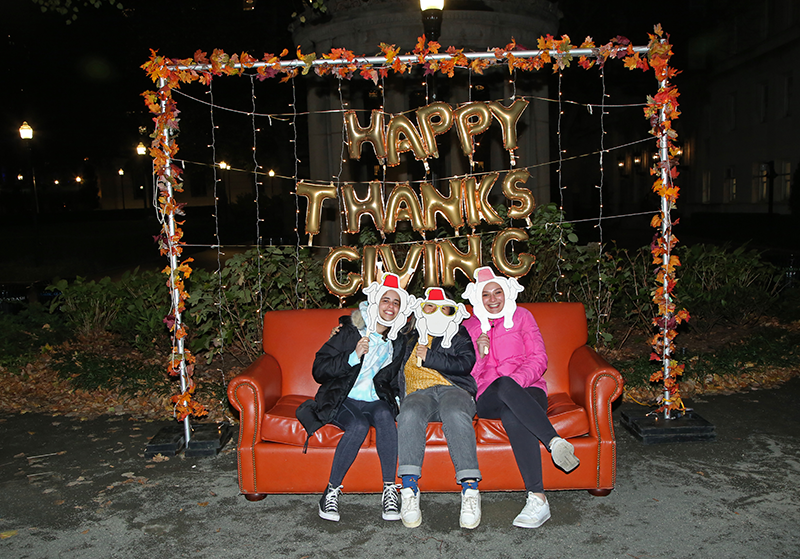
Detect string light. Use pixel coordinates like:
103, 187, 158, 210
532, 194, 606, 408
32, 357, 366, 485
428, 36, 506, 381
208, 81, 230, 418
291, 76, 303, 307
554, 70, 565, 301
595, 66, 607, 347
250, 74, 265, 387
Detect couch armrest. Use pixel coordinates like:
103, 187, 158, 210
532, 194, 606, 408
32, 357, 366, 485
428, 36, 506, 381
227, 354, 282, 447
568, 345, 624, 441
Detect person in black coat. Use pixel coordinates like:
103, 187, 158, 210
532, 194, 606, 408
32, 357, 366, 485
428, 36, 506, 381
394, 287, 481, 530
296, 273, 414, 522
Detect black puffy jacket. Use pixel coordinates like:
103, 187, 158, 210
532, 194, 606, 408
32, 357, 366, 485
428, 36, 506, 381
397, 326, 477, 400
296, 310, 407, 438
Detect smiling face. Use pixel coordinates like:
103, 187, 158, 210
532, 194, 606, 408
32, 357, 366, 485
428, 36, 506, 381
378, 289, 401, 323
481, 281, 505, 315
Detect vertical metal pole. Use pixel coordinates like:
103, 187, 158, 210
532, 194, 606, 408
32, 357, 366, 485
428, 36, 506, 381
657, 76, 672, 421
159, 77, 192, 444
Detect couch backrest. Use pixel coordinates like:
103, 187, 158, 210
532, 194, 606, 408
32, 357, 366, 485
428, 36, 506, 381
262, 302, 588, 397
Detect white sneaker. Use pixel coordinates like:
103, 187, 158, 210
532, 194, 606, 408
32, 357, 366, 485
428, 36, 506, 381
381, 483, 401, 521
513, 492, 551, 528
459, 488, 481, 529
400, 487, 421, 528
550, 437, 580, 472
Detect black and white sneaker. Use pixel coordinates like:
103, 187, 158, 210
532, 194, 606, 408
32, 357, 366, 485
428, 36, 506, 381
318, 483, 343, 521
381, 483, 401, 521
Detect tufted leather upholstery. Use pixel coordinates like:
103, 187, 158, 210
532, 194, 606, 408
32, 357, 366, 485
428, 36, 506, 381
227, 302, 623, 496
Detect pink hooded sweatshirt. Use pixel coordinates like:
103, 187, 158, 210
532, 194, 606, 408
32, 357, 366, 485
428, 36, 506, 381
463, 306, 548, 399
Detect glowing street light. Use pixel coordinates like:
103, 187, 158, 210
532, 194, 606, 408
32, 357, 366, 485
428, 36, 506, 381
420, 0, 444, 42
118, 168, 126, 210
136, 142, 147, 156
19, 121, 39, 213
19, 121, 33, 140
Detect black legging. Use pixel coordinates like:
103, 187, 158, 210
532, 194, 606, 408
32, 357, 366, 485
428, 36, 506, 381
476, 376, 558, 493
329, 398, 398, 487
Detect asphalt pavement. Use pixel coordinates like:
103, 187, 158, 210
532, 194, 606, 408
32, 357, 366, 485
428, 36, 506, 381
2, 376, 799, 558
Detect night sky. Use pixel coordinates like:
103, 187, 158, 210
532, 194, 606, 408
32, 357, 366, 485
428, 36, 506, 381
2, 0, 297, 188
2, 0, 702, 186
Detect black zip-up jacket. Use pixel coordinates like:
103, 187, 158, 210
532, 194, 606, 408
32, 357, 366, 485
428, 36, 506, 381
397, 326, 478, 400
296, 311, 407, 438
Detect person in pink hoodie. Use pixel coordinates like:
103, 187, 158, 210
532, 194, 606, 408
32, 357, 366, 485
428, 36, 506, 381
462, 266, 579, 529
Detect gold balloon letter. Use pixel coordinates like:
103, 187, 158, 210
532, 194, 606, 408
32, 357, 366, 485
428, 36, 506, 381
423, 241, 439, 288
492, 228, 534, 278
487, 99, 529, 150
416, 102, 453, 159
379, 244, 423, 285
386, 114, 427, 166
344, 109, 386, 160
362, 245, 379, 287
438, 235, 482, 286
384, 182, 425, 233
421, 180, 464, 231
453, 102, 492, 157
341, 181, 385, 233
296, 181, 338, 236
502, 169, 535, 220
323, 246, 363, 297
463, 172, 502, 227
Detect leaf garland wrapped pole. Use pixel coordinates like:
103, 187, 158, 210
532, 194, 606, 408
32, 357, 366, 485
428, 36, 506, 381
644, 32, 690, 419
142, 66, 208, 440
141, 29, 671, 424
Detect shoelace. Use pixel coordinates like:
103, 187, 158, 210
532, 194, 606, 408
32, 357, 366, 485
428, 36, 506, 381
383, 484, 401, 511
323, 485, 342, 512
462, 493, 478, 514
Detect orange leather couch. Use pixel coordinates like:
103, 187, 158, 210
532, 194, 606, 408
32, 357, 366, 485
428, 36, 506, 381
227, 302, 623, 500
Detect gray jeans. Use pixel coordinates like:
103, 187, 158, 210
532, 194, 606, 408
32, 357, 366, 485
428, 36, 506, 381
397, 384, 481, 483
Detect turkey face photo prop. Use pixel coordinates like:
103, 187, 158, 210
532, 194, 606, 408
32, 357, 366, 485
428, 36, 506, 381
362, 272, 414, 340
412, 286, 469, 348
462, 266, 524, 333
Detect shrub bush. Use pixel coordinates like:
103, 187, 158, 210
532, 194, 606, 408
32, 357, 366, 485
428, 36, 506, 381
675, 244, 782, 332
0, 303, 69, 372
186, 245, 337, 365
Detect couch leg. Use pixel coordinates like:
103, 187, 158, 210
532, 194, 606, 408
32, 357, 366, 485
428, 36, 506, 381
587, 488, 612, 497
243, 493, 267, 502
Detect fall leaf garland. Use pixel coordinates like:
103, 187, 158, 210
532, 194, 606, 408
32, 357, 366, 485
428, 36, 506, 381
142, 25, 682, 420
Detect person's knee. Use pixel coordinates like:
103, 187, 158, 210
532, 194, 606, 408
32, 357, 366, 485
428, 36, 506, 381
346, 415, 371, 440
371, 404, 395, 426
494, 375, 522, 393
439, 398, 475, 425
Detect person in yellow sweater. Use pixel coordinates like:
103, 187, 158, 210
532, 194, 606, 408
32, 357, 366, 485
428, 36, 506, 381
395, 287, 480, 529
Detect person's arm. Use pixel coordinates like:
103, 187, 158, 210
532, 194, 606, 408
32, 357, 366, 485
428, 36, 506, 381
422, 328, 476, 378
504, 311, 548, 387
311, 322, 360, 384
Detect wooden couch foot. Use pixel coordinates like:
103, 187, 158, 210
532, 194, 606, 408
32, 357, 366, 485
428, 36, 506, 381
243, 493, 267, 502
587, 488, 612, 497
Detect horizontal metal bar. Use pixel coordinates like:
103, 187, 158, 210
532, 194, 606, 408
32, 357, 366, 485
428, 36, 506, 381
165, 45, 650, 71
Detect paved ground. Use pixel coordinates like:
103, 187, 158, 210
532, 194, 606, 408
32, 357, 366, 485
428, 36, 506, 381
2, 376, 799, 559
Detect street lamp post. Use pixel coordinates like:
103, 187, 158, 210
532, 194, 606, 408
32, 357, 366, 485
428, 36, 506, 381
420, 0, 444, 43
219, 161, 231, 207
118, 168, 126, 210
137, 142, 149, 209
19, 122, 39, 214
268, 168, 275, 197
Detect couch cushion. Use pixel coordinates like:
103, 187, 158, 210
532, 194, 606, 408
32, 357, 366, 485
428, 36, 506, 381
474, 392, 589, 443
260, 395, 372, 449
547, 392, 590, 438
